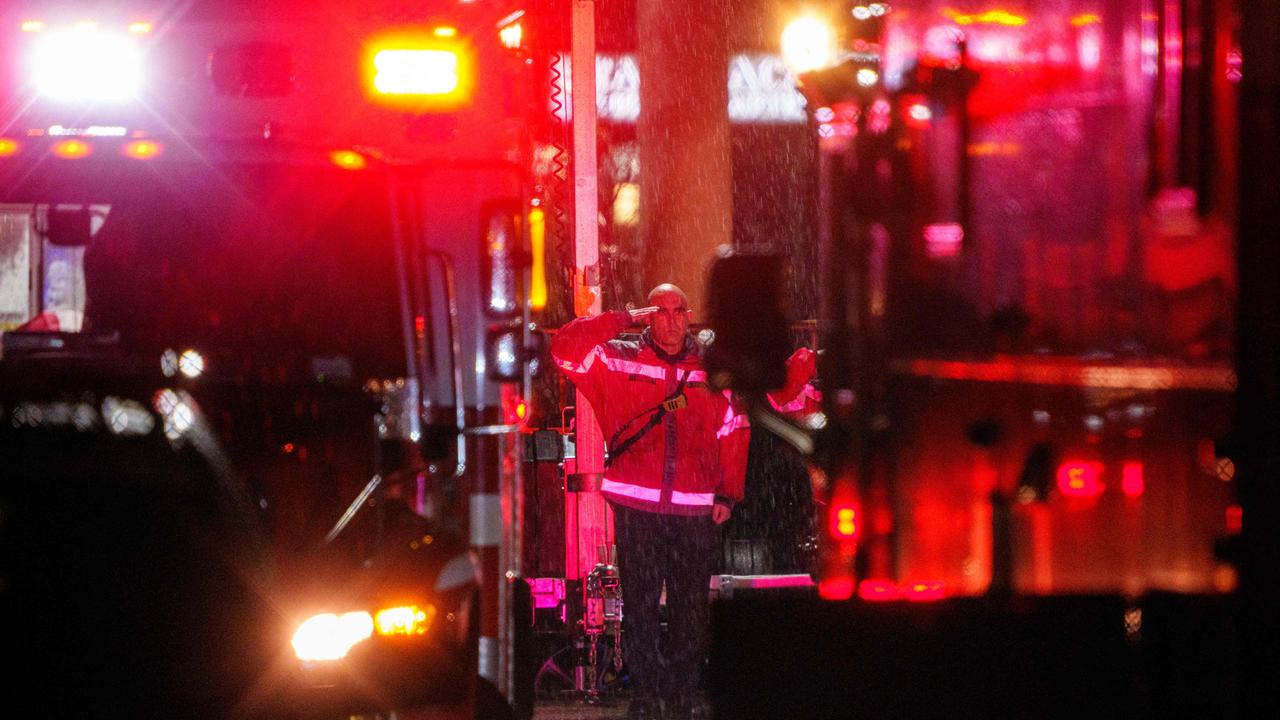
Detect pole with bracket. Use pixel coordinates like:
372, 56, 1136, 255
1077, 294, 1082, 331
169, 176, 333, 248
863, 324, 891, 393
567, 0, 613, 698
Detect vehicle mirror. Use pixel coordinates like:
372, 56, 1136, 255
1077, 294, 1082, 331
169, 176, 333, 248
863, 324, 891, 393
486, 323, 523, 381
484, 322, 547, 382
47, 207, 92, 246
480, 201, 525, 320
704, 249, 790, 392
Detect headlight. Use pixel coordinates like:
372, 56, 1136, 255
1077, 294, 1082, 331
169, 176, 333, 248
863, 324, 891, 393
291, 612, 374, 662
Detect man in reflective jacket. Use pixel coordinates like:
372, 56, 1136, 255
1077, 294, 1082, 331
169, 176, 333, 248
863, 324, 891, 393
552, 283, 749, 720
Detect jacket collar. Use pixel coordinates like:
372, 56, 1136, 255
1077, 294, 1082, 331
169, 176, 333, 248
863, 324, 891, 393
641, 328, 695, 364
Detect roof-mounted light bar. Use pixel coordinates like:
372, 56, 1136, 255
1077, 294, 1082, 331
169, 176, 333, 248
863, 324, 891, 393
29, 24, 144, 102
48, 125, 128, 137
363, 30, 473, 110
373, 49, 459, 95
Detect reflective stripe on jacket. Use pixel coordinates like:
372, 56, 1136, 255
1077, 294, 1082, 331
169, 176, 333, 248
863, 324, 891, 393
552, 311, 749, 516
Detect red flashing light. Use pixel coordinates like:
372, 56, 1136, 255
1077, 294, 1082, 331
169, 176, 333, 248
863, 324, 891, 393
924, 222, 964, 259
868, 97, 892, 134
823, 471, 861, 596
1226, 505, 1242, 535
1197, 438, 1217, 470
857, 579, 901, 601
1226, 49, 1242, 84
904, 581, 946, 602
829, 502, 860, 541
500, 383, 527, 426
818, 576, 856, 600
1121, 461, 1144, 498
855, 579, 946, 602
1057, 460, 1104, 498
0, 138, 19, 157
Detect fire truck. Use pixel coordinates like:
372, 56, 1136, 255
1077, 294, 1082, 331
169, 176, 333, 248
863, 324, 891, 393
0, 2, 549, 717
703, 1, 1273, 718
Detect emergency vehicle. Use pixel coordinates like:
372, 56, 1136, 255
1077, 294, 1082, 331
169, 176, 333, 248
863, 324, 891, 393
705, 1, 1252, 717
1, 2, 546, 717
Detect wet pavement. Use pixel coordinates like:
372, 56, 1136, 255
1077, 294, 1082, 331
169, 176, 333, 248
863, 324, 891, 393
530, 694, 710, 719
530, 696, 629, 719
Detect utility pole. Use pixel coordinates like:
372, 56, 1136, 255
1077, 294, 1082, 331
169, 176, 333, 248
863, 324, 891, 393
564, 2, 614, 699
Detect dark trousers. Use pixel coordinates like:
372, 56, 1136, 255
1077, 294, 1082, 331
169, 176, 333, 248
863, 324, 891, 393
612, 503, 716, 704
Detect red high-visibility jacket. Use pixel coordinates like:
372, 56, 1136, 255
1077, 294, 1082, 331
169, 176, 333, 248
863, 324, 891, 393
552, 311, 748, 515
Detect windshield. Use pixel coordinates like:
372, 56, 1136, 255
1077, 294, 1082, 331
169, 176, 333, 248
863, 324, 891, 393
1, 155, 406, 385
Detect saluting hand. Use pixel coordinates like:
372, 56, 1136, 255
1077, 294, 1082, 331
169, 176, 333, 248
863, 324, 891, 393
627, 305, 658, 323
574, 271, 600, 317
786, 346, 818, 383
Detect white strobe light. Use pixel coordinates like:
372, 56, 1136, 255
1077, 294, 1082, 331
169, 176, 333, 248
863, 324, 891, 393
30, 26, 143, 101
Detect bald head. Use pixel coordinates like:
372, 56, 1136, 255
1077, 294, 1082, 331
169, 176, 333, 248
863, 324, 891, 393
645, 283, 691, 354
647, 283, 688, 306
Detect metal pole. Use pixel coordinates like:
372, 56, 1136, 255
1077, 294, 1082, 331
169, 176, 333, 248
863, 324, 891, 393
567, 3, 611, 696
572, 0, 601, 328
569, 0, 606, 578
